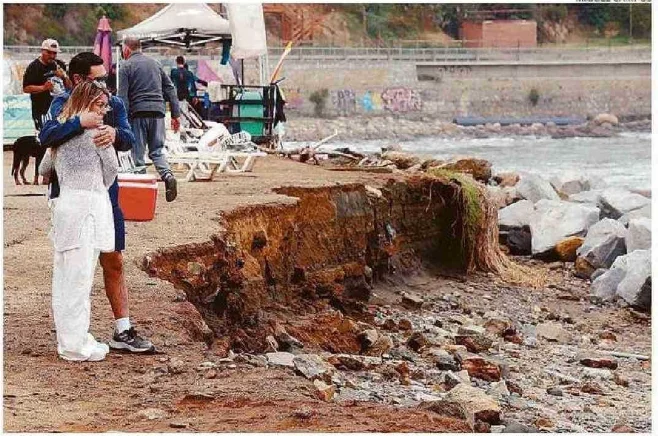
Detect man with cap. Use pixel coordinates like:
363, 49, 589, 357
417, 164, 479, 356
22, 39, 72, 131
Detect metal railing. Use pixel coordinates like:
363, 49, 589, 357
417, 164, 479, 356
4, 45, 651, 64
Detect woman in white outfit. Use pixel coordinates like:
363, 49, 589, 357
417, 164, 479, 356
39, 81, 118, 362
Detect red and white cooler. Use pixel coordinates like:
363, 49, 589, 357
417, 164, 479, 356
117, 173, 158, 222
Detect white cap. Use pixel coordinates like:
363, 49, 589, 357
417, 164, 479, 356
41, 39, 61, 53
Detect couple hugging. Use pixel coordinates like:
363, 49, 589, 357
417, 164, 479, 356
39, 52, 153, 362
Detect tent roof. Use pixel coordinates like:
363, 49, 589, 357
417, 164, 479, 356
117, 3, 231, 48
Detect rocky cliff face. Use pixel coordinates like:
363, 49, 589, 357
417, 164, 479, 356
142, 178, 500, 355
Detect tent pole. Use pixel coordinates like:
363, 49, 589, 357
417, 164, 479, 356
115, 45, 120, 94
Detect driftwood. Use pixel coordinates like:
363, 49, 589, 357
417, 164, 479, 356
258, 146, 360, 165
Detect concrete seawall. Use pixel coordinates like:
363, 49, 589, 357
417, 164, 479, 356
278, 60, 651, 120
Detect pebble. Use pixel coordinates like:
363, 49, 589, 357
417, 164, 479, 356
169, 421, 188, 429
546, 387, 563, 397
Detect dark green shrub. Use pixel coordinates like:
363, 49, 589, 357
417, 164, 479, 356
528, 88, 540, 106
309, 89, 329, 117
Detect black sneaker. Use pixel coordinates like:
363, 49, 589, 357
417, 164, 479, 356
164, 174, 178, 202
109, 327, 155, 353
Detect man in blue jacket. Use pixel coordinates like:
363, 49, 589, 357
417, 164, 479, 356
40, 52, 154, 354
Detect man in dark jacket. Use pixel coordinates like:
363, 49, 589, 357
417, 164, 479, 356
119, 37, 180, 202
40, 52, 154, 354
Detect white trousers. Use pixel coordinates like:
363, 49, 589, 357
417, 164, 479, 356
51, 216, 106, 361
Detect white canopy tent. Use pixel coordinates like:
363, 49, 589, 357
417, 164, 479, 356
116, 3, 231, 49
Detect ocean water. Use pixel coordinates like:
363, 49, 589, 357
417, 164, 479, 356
301, 132, 652, 191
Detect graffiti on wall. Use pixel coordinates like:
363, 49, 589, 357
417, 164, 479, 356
332, 89, 357, 115
381, 87, 422, 113
436, 65, 473, 76
360, 90, 383, 112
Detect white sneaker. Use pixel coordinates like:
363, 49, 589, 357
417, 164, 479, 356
87, 342, 110, 362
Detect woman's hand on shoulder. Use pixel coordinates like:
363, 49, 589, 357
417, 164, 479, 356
79, 111, 104, 129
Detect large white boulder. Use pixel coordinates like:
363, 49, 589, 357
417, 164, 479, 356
576, 218, 628, 270
498, 200, 534, 230
598, 187, 651, 220
626, 218, 651, 253
592, 250, 651, 310
549, 173, 588, 197
568, 189, 603, 207
619, 204, 651, 226
530, 200, 600, 256
516, 173, 560, 203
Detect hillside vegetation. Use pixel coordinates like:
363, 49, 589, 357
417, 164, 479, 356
3, 3, 651, 47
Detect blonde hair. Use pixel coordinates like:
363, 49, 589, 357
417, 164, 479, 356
57, 81, 109, 124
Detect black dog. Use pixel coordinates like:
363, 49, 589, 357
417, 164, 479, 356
11, 136, 46, 185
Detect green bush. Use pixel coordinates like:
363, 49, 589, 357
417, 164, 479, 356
543, 5, 568, 23
309, 89, 329, 117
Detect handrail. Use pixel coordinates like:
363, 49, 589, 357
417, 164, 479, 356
4, 45, 651, 64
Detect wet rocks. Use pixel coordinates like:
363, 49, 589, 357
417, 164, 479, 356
626, 218, 651, 253
529, 200, 599, 256
516, 173, 560, 203
579, 357, 618, 370
535, 322, 572, 344
461, 355, 502, 381
445, 383, 501, 424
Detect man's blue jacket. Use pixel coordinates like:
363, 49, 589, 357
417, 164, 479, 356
39, 91, 135, 200
39, 91, 135, 152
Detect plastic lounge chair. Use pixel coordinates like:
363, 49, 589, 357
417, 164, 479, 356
118, 151, 146, 174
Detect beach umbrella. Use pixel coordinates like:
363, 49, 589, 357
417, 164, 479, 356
93, 16, 113, 73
